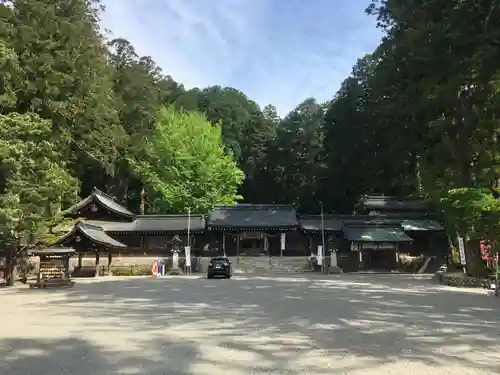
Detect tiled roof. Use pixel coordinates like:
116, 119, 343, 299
344, 226, 413, 242
65, 188, 135, 218
343, 215, 404, 227
208, 204, 298, 230
86, 214, 205, 233
299, 215, 344, 232
401, 219, 444, 231
360, 195, 427, 211
54, 222, 127, 248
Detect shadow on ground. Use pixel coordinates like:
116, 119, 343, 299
0, 336, 200, 375
2, 274, 500, 374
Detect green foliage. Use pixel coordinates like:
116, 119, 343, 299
440, 274, 491, 288
0, 40, 20, 110
265, 98, 325, 211
0, 112, 79, 251
1, 0, 499, 278
111, 265, 151, 276
440, 188, 500, 237
3, 0, 126, 176
129, 106, 244, 213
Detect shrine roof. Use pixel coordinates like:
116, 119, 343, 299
86, 214, 205, 233
64, 188, 135, 219
54, 222, 127, 248
359, 195, 428, 211
208, 204, 298, 231
299, 215, 344, 232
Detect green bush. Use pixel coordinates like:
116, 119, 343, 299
441, 274, 490, 288
111, 265, 151, 276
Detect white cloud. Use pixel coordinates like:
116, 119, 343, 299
99, 0, 383, 115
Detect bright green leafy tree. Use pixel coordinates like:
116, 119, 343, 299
0, 112, 79, 285
129, 106, 244, 213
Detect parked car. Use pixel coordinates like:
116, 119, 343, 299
207, 257, 232, 279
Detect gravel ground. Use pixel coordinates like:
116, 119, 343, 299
1, 274, 500, 375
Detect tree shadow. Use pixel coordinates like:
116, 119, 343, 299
0, 336, 201, 375
4, 274, 500, 373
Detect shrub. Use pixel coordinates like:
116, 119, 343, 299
441, 274, 490, 288
111, 265, 151, 276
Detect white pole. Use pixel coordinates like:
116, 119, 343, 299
321, 203, 326, 273
187, 207, 191, 247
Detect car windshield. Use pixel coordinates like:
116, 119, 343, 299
211, 259, 228, 265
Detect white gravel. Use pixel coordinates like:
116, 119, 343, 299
1, 274, 500, 375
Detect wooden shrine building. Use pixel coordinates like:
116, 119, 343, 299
50, 190, 448, 273
56, 188, 207, 274
206, 204, 304, 258
341, 195, 447, 271
299, 215, 344, 252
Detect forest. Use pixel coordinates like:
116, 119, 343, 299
0, 0, 499, 273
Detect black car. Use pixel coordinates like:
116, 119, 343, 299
207, 257, 232, 279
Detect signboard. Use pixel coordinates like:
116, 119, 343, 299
457, 237, 466, 266
280, 233, 286, 250
317, 245, 323, 265
185, 246, 191, 267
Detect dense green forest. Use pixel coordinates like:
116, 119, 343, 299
1, 0, 499, 271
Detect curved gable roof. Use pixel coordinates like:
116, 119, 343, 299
64, 188, 135, 219
53, 222, 127, 248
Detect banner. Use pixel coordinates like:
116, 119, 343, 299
185, 246, 191, 267
317, 245, 323, 265
457, 237, 466, 265
280, 233, 286, 250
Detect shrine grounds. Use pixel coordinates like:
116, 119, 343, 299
1, 274, 500, 375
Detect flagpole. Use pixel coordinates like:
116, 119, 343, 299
187, 207, 191, 274
187, 207, 191, 247
320, 202, 326, 273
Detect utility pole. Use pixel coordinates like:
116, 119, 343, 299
186, 207, 191, 275
320, 202, 326, 274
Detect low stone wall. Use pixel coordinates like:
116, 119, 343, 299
439, 272, 491, 288
27, 256, 313, 275
198, 256, 311, 273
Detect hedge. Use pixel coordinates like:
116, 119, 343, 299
440, 273, 491, 288
111, 265, 152, 276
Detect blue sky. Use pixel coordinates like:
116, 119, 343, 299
100, 0, 384, 115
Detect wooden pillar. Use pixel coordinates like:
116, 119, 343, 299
77, 253, 83, 267
64, 256, 70, 278
95, 251, 100, 277
107, 253, 113, 276
37, 256, 43, 284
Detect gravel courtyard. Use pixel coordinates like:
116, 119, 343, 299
1, 274, 500, 375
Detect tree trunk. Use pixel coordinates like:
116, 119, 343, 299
5, 247, 16, 286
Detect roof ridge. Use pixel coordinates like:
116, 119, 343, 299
363, 195, 425, 202
300, 214, 347, 219
76, 221, 104, 231
92, 188, 130, 208
136, 214, 204, 219
214, 204, 295, 210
